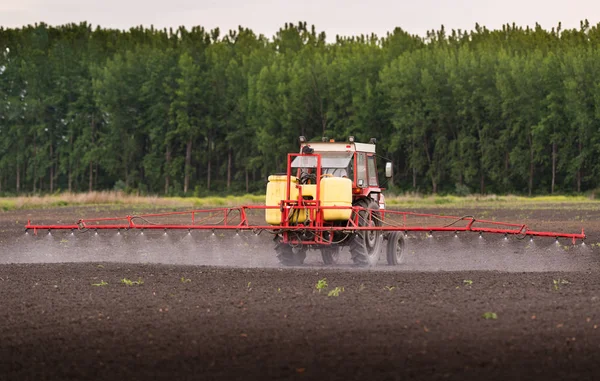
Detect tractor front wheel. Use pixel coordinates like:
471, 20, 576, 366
349, 198, 383, 267
275, 241, 307, 266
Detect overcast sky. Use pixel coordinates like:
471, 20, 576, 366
1, 0, 598, 40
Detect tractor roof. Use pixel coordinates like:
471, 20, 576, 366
300, 141, 376, 154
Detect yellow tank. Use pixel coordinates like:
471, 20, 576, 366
265, 175, 298, 225
320, 176, 352, 221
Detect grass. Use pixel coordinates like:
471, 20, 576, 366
0, 191, 265, 211
385, 193, 599, 210
1, 191, 598, 212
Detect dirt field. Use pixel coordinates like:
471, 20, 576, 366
1, 205, 600, 380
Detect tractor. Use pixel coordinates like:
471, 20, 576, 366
265, 136, 403, 266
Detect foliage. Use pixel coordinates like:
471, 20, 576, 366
327, 286, 344, 297
2, 21, 600, 195
315, 278, 328, 293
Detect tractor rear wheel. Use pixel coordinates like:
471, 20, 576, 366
386, 231, 405, 265
321, 246, 340, 265
349, 198, 383, 267
275, 241, 307, 266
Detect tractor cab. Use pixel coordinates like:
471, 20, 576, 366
296, 136, 384, 200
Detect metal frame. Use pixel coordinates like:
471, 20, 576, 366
25, 207, 586, 244
25, 147, 586, 245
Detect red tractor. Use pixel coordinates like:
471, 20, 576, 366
265, 136, 402, 266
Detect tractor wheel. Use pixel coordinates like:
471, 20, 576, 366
321, 246, 340, 265
275, 241, 307, 266
386, 231, 405, 265
349, 198, 383, 267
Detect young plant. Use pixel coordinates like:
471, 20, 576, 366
482, 312, 498, 320
553, 279, 570, 291
121, 278, 144, 286
315, 278, 328, 293
463, 279, 473, 286
384, 286, 396, 292
328, 286, 344, 297
181, 277, 191, 283
91, 280, 108, 287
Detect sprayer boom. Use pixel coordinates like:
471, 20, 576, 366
25, 206, 585, 245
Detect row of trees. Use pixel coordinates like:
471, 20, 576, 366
1, 21, 600, 196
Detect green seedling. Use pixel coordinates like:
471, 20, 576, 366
121, 278, 144, 286
91, 280, 108, 287
247, 282, 251, 288
384, 286, 396, 292
277, 287, 281, 293
553, 279, 570, 291
463, 280, 473, 286
482, 312, 498, 320
315, 278, 328, 293
328, 286, 344, 297
181, 277, 191, 283
358, 283, 366, 292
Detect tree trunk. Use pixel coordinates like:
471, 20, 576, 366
551, 142, 556, 194
16, 161, 20, 193
423, 136, 436, 194
184, 137, 192, 194
207, 136, 211, 191
50, 144, 54, 193
33, 135, 37, 193
528, 138, 534, 197
245, 169, 249, 193
165, 144, 171, 194
480, 172, 485, 194
412, 167, 416, 189
227, 148, 232, 191
577, 141, 582, 193
89, 161, 93, 192
68, 133, 73, 192
90, 116, 95, 192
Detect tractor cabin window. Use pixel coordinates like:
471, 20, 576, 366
367, 155, 378, 186
356, 152, 367, 187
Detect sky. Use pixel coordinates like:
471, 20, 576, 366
0, 0, 598, 40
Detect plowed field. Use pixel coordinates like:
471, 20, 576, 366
1, 205, 600, 380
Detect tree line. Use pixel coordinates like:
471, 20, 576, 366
1, 20, 600, 196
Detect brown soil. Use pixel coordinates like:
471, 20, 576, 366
1, 205, 600, 380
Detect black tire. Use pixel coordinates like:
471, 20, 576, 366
349, 198, 383, 267
275, 241, 307, 266
386, 231, 405, 265
321, 246, 340, 265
